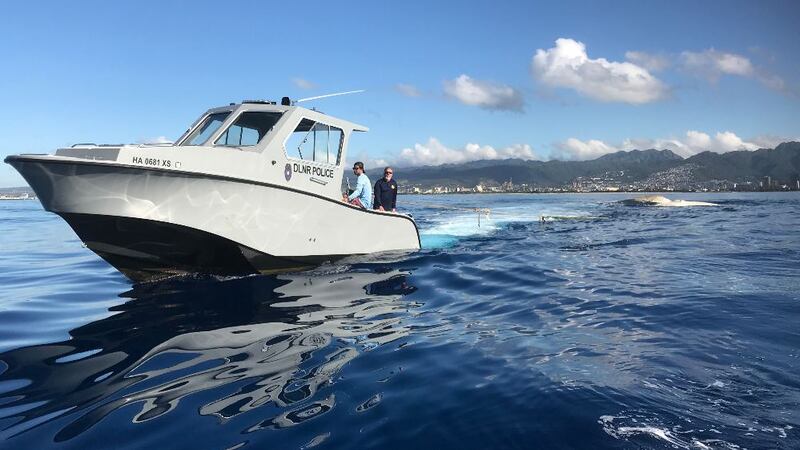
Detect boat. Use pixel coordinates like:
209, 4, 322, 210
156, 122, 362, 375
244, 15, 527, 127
5, 97, 421, 281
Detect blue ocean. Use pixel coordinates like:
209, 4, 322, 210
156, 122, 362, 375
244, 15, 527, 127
0, 192, 798, 449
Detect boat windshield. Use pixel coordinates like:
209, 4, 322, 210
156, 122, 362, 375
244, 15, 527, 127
183, 112, 231, 146
215, 112, 283, 147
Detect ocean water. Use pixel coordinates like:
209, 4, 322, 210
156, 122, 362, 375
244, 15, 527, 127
0, 192, 798, 449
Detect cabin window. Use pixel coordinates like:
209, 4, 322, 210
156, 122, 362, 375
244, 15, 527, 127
184, 112, 231, 146
284, 119, 343, 165
215, 111, 283, 147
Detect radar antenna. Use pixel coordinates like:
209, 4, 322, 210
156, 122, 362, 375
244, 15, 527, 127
296, 90, 366, 104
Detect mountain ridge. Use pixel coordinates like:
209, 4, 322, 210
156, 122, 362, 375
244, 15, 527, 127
367, 142, 800, 189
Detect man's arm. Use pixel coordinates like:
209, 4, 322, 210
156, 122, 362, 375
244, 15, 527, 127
373, 180, 383, 209
391, 180, 398, 210
348, 176, 365, 201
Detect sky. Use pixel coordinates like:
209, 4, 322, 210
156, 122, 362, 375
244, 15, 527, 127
1, 0, 799, 186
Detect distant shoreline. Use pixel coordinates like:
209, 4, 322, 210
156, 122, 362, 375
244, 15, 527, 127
398, 190, 799, 196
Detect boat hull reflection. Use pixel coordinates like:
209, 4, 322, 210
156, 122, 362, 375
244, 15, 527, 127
0, 269, 417, 442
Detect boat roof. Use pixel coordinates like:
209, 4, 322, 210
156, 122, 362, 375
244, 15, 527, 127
207, 100, 369, 133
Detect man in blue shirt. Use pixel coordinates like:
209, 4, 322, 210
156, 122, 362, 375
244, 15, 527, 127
342, 161, 373, 209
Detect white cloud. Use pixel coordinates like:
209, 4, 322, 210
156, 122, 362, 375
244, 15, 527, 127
291, 77, 317, 90
556, 130, 776, 160
532, 38, 668, 104
621, 132, 750, 158
757, 73, 786, 91
395, 138, 537, 166
684, 130, 713, 149
553, 138, 618, 160
714, 131, 759, 151
348, 151, 390, 172
395, 83, 422, 97
625, 51, 671, 72
681, 49, 754, 80
386, 132, 790, 167
680, 48, 786, 92
443, 74, 524, 111
136, 136, 173, 144
749, 134, 794, 149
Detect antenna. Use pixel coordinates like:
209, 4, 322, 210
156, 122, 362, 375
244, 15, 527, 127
296, 90, 365, 103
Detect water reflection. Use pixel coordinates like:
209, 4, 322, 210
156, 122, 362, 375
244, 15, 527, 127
0, 268, 417, 442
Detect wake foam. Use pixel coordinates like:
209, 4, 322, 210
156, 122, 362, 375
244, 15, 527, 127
599, 414, 742, 449
419, 205, 595, 248
620, 195, 718, 207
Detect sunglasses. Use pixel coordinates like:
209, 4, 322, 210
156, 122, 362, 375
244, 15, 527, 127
385, 171, 393, 175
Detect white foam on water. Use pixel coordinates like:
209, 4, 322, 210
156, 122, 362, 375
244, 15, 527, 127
621, 195, 719, 207
419, 204, 596, 248
540, 214, 603, 222
615, 426, 690, 448
422, 212, 502, 238
599, 415, 740, 449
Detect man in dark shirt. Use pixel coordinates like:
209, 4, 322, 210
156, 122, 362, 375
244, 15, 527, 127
373, 166, 398, 212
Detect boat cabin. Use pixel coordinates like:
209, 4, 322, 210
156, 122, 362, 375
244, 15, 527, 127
50, 99, 370, 204
171, 99, 368, 200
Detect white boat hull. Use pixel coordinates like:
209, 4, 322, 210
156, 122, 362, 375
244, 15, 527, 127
6, 156, 420, 281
